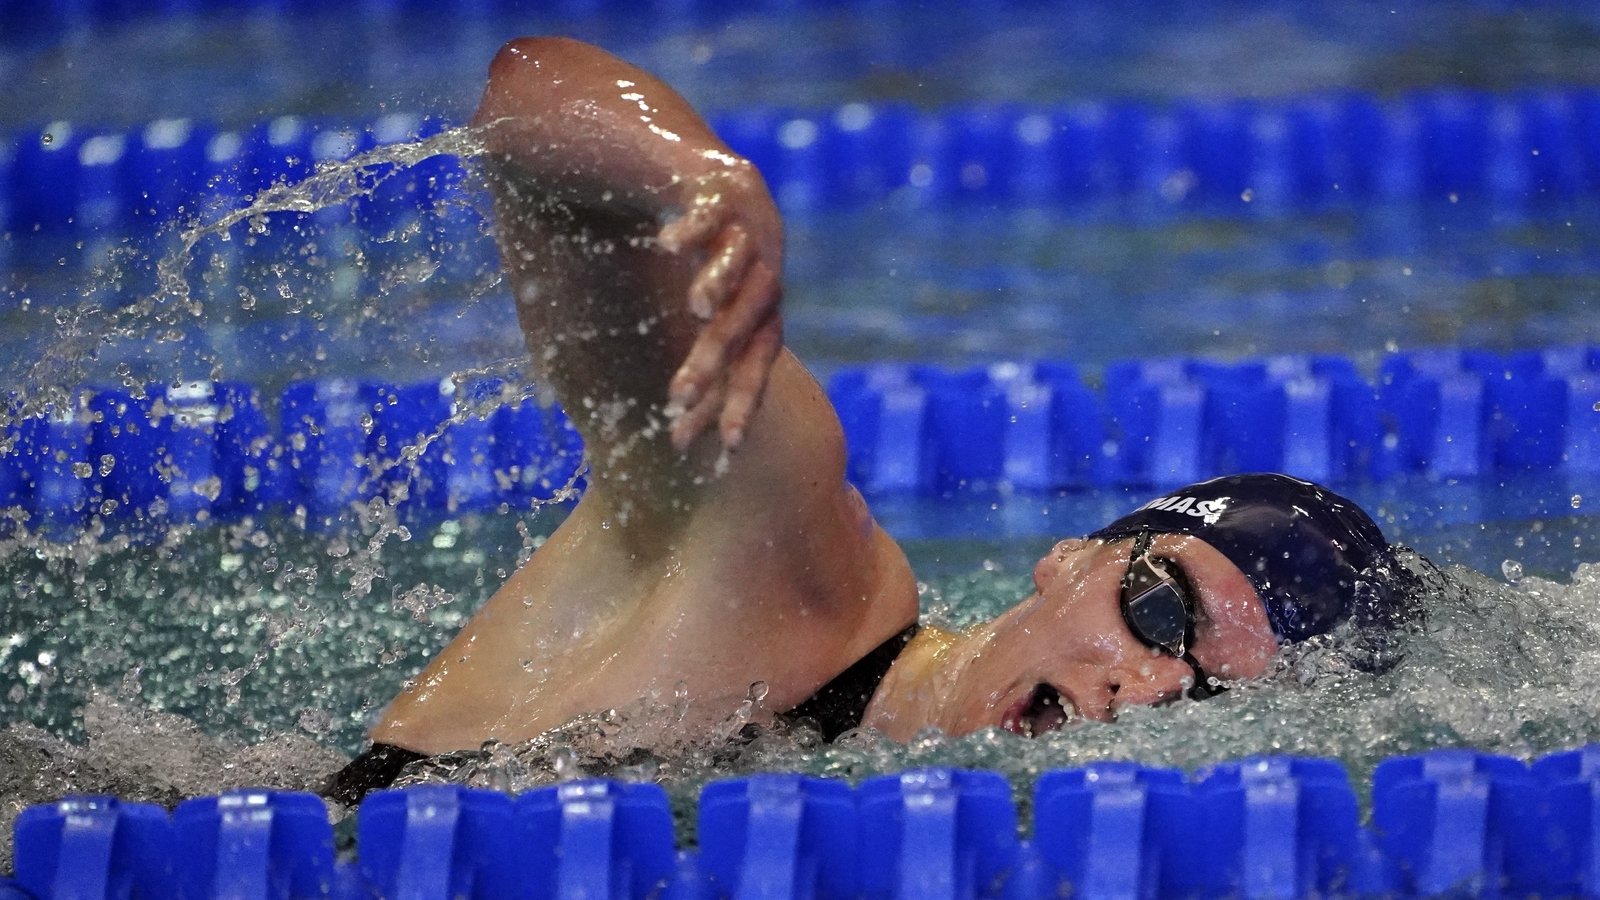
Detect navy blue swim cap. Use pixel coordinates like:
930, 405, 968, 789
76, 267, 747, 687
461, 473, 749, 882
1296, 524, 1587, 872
1088, 474, 1418, 643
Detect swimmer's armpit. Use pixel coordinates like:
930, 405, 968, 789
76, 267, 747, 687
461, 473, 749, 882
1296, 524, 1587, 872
473, 36, 785, 451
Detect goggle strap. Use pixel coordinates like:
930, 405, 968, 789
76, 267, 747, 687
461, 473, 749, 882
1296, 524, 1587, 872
1123, 530, 1155, 594
1182, 651, 1228, 700
1127, 530, 1155, 570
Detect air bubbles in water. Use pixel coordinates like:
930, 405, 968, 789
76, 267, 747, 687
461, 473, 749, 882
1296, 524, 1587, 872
551, 746, 581, 781
296, 707, 331, 736
119, 667, 143, 697
1501, 559, 1524, 583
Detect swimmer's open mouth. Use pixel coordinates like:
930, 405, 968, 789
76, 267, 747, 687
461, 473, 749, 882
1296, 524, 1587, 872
1000, 683, 1074, 738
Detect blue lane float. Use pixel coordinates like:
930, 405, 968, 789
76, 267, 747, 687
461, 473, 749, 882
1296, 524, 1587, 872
637, 89, 1600, 214
7, 747, 1600, 900
829, 345, 1600, 497
10, 86, 1600, 254
2, 343, 1598, 534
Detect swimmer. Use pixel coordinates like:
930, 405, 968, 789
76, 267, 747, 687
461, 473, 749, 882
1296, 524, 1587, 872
325, 38, 1422, 803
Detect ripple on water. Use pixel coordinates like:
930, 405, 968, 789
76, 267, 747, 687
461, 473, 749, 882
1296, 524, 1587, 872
6, 514, 1600, 857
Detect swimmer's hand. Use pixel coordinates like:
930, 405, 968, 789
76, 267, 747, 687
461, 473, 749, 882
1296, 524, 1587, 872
658, 164, 785, 452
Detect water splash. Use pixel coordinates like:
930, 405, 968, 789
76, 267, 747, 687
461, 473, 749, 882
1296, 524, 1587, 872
0, 692, 348, 872
367, 552, 1600, 831
7, 124, 496, 429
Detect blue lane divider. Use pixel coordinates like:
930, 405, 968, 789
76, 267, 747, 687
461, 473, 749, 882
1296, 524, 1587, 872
7, 394, 97, 538
1032, 762, 1187, 900
173, 790, 336, 900
1373, 749, 1543, 897
1530, 745, 1600, 898
358, 785, 518, 900
522, 780, 677, 900
12, 795, 174, 900
857, 768, 1018, 900
0, 749, 1587, 898
705, 89, 1600, 214
828, 343, 1600, 497
698, 774, 856, 900
20, 748, 1600, 900
1192, 757, 1386, 899
3, 342, 1599, 535
11, 86, 1600, 252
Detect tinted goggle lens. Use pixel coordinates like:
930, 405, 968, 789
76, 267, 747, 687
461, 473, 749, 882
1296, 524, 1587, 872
1118, 535, 1226, 700
1123, 579, 1189, 655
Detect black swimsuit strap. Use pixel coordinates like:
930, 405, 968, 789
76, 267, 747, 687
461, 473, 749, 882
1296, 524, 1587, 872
322, 741, 428, 807
784, 621, 921, 742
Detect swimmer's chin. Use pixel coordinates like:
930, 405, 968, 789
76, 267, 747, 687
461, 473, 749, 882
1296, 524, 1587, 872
999, 682, 1078, 738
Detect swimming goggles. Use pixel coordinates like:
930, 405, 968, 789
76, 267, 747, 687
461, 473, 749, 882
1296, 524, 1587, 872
1119, 531, 1228, 701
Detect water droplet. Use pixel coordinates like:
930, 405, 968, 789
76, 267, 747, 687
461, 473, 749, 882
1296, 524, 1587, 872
1573, 495, 1584, 509
551, 746, 581, 781
747, 680, 770, 703
297, 707, 331, 735
191, 475, 222, 502
1501, 559, 1524, 583
40, 133, 52, 145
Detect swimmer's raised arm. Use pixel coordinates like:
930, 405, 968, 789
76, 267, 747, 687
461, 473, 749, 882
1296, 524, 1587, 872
358, 38, 915, 761
472, 36, 783, 451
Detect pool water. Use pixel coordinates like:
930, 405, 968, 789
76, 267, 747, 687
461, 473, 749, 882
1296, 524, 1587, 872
4, 494, 1600, 855
6, 0, 1600, 870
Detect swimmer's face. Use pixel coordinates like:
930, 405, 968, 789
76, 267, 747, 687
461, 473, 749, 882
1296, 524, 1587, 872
940, 534, 1277, 737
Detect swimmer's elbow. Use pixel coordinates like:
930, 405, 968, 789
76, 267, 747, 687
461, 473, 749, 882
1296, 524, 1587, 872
485, 36, 588, 81
481, 37, 621, 109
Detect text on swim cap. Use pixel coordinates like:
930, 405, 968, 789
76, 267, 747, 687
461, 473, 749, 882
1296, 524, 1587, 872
1137, 494, 1231, 525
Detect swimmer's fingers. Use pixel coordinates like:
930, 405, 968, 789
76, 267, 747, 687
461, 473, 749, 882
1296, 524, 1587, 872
668, 380, 727, 452
718, 309, 783, 447
668, 259, 780, 424
687, 223, 755, 320
657, 195, 728, 255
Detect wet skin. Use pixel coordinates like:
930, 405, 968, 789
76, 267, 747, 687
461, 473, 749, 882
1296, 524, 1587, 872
371, 37, 1279, 755
372, 37, 918, 755
863, 534, 1279, 742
